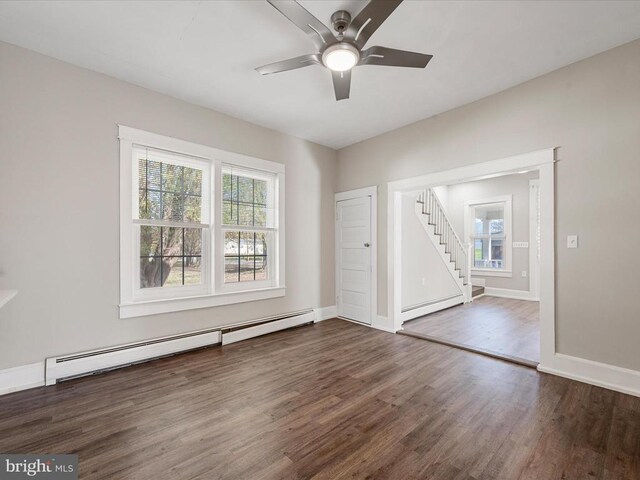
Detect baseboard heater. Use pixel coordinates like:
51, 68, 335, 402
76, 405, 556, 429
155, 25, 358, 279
401, 294, 463, 313
221, 309, 315, 345
45, 309, 315, 385
45, 328, 222, 385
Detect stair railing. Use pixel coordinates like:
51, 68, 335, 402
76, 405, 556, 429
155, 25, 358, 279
417, 189, 472, 289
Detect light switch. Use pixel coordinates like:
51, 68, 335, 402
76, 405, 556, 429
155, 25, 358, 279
567, 235, 578, 249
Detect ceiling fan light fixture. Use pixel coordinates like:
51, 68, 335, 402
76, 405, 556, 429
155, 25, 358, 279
322, 43, 360, 72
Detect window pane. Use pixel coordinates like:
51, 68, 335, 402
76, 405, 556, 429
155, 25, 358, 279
138, 159, 147, 190
474, 238, 490, 268
162, 227, 183, 256
225, 257, 239, 283
222, 201, 234, 224
140, 226, 161, 256
240, 256, 254, 282
147, 160, 162, 190
223, 230, 269, 283
223, 173, 233, 201
491, 238, 504, 267
255, 232, 267, 255
221, 170, 274, 227
184, 257, 201, 285
184, 228, 202, 256
474, 203, 504, 235
138, 157, 202, 223
238, 204, 253, 226
254, 206, 267, 227
473, 237, 504, 269
164, 257, 183, 286
184, 195, 201, 223
183, 167, 202, 195
238, 176, 253, 203
255, 256, 267, 281
254, 179, 267, 205
240, 232, 254, 255
140, 257, 162, 288
162, 192, 184, 222
224, 231, 239, 255
162, 163, 182, 193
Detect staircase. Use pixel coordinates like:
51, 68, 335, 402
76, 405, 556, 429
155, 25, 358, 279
416, 188, 473, 302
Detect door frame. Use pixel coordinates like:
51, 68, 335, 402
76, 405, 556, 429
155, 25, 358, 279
529, 179, 541, 301
387, 148, 556, 368
335, 186, 378, 328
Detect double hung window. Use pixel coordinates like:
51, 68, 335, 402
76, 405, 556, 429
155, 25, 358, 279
465, 196, 512, 276
119, 126, 284, 318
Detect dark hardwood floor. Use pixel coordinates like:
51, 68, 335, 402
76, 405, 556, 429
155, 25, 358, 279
1, 319, 639, 479
402, 296, 540, 365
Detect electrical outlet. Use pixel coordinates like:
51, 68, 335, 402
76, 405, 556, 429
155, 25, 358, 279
421, 277, 426, 286
567, 235, 578, 249
522, 271, 527, 277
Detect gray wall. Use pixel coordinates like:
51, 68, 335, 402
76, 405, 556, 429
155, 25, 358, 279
0, 42, 337, 370
401, 193, 459, 309
337, 39, 640, 371
442, 171, 539, 291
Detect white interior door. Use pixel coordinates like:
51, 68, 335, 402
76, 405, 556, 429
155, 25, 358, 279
336, 196, 372, 324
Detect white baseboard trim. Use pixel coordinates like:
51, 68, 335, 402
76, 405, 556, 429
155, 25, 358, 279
484, 287, 538, 301
0, 362, 45, 396
313, 305, 337, 322
399, 295, 464, 323
372, 316, 396, 333
538, 353, 640, 398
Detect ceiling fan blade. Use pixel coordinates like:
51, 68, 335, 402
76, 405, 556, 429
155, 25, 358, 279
256, 53, 321, 75
359, 46, 433, 68
332, 70, 351, 101
266, 0, 337, 50
346, 0, 403, 49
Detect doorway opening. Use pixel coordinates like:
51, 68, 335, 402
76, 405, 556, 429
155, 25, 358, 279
401, 171, 541, 366
387, 149, 555, 369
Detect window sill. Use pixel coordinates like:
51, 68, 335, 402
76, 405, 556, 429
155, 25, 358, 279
471, 269, 512, 278
119, 286, 285, 319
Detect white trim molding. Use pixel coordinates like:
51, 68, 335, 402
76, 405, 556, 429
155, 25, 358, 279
483, 287, 538, 301
372, 316, 396, 333
120, 287, 285, 318
539, 354, 640, 398
0, 362, 45, 396
338, 315, 395, 333
313, 305, 337, 322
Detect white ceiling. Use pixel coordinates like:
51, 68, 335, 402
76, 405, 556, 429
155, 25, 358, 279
1, 1, 640, 149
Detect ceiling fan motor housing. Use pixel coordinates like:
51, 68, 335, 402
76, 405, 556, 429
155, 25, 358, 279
331, 10, 352, 33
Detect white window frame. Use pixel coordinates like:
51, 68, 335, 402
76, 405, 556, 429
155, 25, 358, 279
464, 195, 512, 277
119, 126, 285, 318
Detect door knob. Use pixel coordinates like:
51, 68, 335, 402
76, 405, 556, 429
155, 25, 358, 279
364, 243, 370, 247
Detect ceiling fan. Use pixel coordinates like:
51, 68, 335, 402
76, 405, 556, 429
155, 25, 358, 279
256, 0, 433, 101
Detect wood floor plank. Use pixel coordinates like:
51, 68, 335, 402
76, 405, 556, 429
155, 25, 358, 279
403, 296, 540, 363
0, 319, 638, 479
